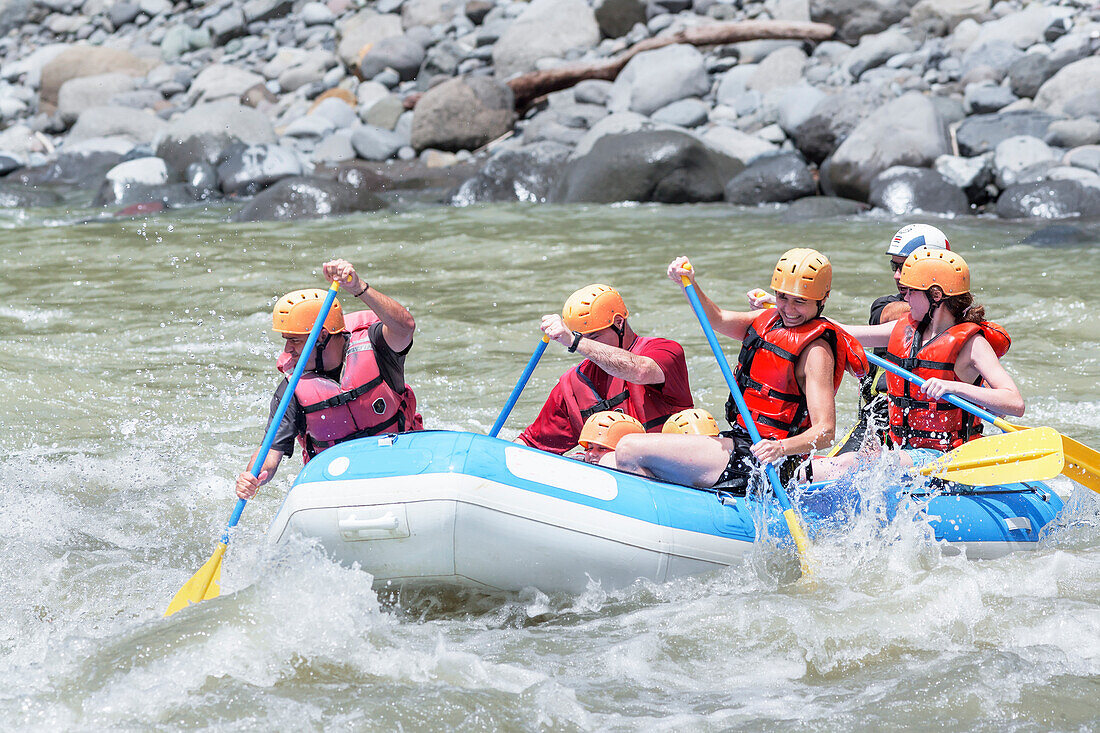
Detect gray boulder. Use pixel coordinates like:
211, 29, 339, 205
909, 0, 990, 33
452, 141, 571, 204
844, 29, 916, 80
574, 80, 614, 106
402, 0, 459, 28
993, 135, 1057, 189
651, 98, 709, 128
810, 0, 920, 43
492, 0, 600, 78
594, 0, 647, 39
67, 106, 166, 145
1009, 53, 1058, 100
204, 7, 247, 47
1035, 58, 1100, 117
996, 180, 1100, 219
57, 72, 136, 124
39, 45, 157, 109
1045, 119, 1100, 149
934, 153, 994, 204
336, 11, 404, 70
776, 83, 827, 136
350, 125, 406, 161
821, 92, 950, 201
188, 64, 266, 105
359, 36, 425, 82
410, 77, 515, 152
699, 126, 778, 166
217, 143, 304, 196
868, 165, 970, 216
724, 152, 816, 205
791, 84, 892, 164
1065, 146, 1100, 175
0, 0, 32, 35
10, 150, 124, 189
232, 175, 387, 222
781, 195, 870, 221
608, 44, 710, 115
552, 129, 744, 204
960, 40, 1024, 81
955, 110, 1056, 157
964, 83, 1017, 114
156, 101, 279, 177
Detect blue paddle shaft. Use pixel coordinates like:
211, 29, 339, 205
223, 282, 341, 538
681, 282, 794, 512
489, 336, 550, 438
865, 351, 1000, 424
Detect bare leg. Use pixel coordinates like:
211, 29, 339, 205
812, 447, 911, 481
614, 433, 735, 487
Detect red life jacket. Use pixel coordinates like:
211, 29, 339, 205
558, 335, 687, 436
885, 315, 1011, 451
730, 309, 869, 442
282, 311, 423, 460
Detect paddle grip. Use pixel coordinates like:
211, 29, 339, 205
488, 334, 550, 438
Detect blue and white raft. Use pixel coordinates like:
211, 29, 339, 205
265, 431, 1066, 593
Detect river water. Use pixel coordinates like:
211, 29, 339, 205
1, 202, 1097, 730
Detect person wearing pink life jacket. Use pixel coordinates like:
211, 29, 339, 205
515, 284, 694, 454
235, 259, 422, 500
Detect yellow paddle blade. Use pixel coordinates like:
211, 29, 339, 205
164, 543, 226, 617
919, 427, 1064, 486
1060, 434, 1100, 494
782, 508, 813, 577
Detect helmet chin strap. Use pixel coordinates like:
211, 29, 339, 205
610, 319, 625, 349
917, 292, 942, 333
312, 331, 331, 373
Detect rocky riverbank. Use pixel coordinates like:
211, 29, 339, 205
0, 0, 1098, 223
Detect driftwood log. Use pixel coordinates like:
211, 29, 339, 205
405, 20, 836, 111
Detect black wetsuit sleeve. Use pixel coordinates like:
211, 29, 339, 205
267, 378, 303, 457
868, 293, 904, 326
367, 320, 410, 393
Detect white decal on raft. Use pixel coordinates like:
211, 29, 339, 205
504, 446, 618, 501
327, 456, 350, 477
1004, 517, 1031, 532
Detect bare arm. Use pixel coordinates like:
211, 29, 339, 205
541, 314, 664, 384
576, 336, 665, 384
832, 320, 895, 349
667, 257, 757, 341
323, 259, 416, 352
879, 300, 911, 324
235, 448, 285, 500
923, 336, 1025, 417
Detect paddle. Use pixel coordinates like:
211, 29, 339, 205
489, 335, 550, 438
917, 426, 1064, 485
865, 351, 1100, 492
679, 268, 813, 575
165, 280, 341, 617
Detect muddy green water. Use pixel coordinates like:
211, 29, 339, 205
1, 203, 1097, 730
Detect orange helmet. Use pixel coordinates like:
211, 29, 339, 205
770, 248, 832, 301
562, 284, 629, 334
578, 411, 644, 450
662, 408, 720, 436
272, 289, 346, 335
899, 246, 970, 296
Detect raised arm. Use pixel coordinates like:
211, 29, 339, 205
322, 259, 416, 352
667, 257, 757, 342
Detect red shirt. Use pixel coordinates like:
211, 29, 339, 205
518, 336, 693, 454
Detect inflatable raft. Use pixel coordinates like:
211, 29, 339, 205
265, 430, 1065, 594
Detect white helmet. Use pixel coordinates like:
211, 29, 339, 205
886, 224, 950, 258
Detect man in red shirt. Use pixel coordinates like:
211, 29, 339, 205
516, 284, 694, 454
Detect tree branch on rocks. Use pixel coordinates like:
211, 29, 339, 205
407, 20, 835, 111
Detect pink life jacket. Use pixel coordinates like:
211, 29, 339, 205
280, 311, 422, 460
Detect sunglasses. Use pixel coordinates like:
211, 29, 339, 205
890, 260, 905, 273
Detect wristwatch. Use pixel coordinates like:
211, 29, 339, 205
567, 330, 583, 353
